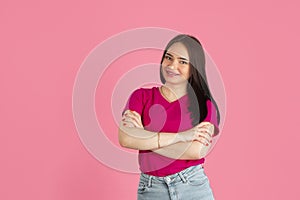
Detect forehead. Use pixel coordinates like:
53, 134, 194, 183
166, 42, 189, 60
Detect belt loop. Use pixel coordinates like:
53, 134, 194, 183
147, 176, 152, 187
178, 172, 187, 183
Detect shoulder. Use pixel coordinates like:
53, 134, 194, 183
125, 87, 159, 114
129, 86, 159, 99
206, 98, 217, 109
205, 99, 219, 118
204, 98, 220, 135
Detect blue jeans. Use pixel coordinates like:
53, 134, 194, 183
137, 165, 215, 200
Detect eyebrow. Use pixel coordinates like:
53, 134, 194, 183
165, 52, 189, 61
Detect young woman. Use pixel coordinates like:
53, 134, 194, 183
119, 34, 220, 200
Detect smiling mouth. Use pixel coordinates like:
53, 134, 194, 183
166, 70, 179, 76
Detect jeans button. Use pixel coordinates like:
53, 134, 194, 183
165, 177, 171, 183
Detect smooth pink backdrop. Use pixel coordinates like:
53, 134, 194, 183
1, 0, 300, 199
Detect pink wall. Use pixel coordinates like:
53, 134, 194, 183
1, 0, 300, 199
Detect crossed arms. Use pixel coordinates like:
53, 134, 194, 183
118, 110, 216, 160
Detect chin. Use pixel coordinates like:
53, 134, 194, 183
164, 77, 188, 85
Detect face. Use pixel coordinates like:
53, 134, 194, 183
161, 42, 190, 85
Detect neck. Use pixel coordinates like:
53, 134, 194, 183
163, 82, 188, 100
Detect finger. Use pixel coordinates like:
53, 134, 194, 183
200, 122, 214, 129
122, 116, 141, 127
122, 115, 135, 121
198, 122, 213, 128
126, 110, 139, 118
194, 137, 211, 146
195, 131, 212, 143
123, 110, 132, 116
195, 139, 207, 146
196, 135, 211, 145
127, 118, 141, 128
130, 110, 142, 121
121, 121, 135, 128
197, 124, 215, 133
127, 115, 143, 127
125, 111, 143, 127
196, 123, 212, 132
196, 127, 211, 135
197, 126, 214, 137
124, 110, 140, 119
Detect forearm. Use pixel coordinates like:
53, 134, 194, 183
119, 111, 214, 152
118, 125, 180, 150
153, 141, 211, 160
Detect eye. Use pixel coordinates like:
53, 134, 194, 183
164, 55, 172, 60
179, 60, 188, 65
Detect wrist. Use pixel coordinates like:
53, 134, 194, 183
175, 132, 184, 143
157, 132, 161, 148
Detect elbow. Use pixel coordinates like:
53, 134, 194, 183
118, 128, 134, 149
191, 142, 208, 159
182, 142, 202, 160
198, 151, 206, 159
119, 138, 131, 148
118, 128, 128, 147
118, 137, 127, 148
186, 151, 203, 160
193, 151, 204, 160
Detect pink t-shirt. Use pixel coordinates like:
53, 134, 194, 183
122, 87, 219, 176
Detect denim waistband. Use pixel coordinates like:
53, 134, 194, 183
141, 164, 203, 186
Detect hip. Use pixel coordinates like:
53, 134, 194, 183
137, 165, 215, 200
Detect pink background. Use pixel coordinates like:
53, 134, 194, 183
1, 0, 300, 199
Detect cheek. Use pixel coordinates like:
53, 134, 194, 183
162, 59, 170, 67
179, 66, 190, 78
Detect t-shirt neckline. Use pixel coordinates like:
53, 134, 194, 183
156, 86, 188, 104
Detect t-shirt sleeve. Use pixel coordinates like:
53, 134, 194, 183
122, 88, 144, 117
203, 99, 220, 136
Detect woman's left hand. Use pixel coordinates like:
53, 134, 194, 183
199, 122, 215, 137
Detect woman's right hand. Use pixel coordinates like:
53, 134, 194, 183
121, 110, 144, 129
177, 122, 214, 146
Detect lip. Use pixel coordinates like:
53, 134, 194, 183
165, 69, 180, 76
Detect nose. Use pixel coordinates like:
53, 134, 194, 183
168, 60, 179, 69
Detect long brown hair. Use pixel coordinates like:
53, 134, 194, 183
160, 34, 220, 126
